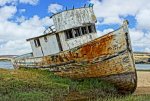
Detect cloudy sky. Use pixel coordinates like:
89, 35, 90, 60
0, 0, 150, 55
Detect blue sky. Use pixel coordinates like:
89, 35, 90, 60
16, 0, 88, 18
0, 0, 150, 55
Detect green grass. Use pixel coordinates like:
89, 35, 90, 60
0, 59, 11, 62
137, 69, 150, 72
0, 68, 150, 101
96, 95, 150, 101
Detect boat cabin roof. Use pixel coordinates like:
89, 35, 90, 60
27, 6, 95, 42
50, 6, 93, 18
26, 32, 56, 41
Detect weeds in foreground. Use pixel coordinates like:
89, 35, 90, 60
0, 68, 150, 101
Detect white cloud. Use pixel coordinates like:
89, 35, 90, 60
101, 16, 123, 25
0, 40, 32, 55
136, 8, 150, 30
0, 6, 17, 21
97, 28, 114, 37
0, 10, 53, 55
16, 16, 26, 23
19, 0, 39, 5
0, 16, 53, 55
90, 0, 149, 25
0, 0, 54, 55
145, 48, 150, 52
0, 0, 39, 6
0, 0, 17, 6
129, 28, 144, 42
0, 15, 53, 40
129, 29, 150, 52
48, 3, 63, 13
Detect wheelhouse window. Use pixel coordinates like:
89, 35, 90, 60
81, 26, 87, 35
65, 29, 73, 39
73, 28, 81, 37
65, 24, 96, 40
34, 39, 41, 47
88, 25, 96, 33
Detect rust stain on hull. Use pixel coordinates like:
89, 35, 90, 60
12, 22, 137, 94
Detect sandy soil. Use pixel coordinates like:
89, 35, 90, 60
134, 71, 150, 95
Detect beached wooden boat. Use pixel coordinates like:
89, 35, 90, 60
12, 6, 137, 94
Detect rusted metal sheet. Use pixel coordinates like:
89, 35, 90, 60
52, 7, 97, 32
12, 21, 137, 94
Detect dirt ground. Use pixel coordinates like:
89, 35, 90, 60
134, 71, 150, 95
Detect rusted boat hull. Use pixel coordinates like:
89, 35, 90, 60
12, 21, 137, 94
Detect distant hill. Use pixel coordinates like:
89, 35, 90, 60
0, 55, 17, 57
0, 55, 17, 61
133, 52, 150, 64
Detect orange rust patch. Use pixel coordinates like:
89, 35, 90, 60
80, 34, 113, 60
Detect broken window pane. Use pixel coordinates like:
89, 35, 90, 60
34, 39, 41, 47
73, 28, 81, 37
37, 39, 41, 46
81, 27, 87, 35
88, 25, 96, 33
88, 25, 92, 33
65, 29, 73, 39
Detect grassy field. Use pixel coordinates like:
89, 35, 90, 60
0, 68, 150, 101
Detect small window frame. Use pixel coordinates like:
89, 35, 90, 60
34, 39, 41, 47
64, 24, 96, 40
81, 26, 88, 35
73, 28, 81, 37
87, 24, 96, 34
65, 29, 74, 39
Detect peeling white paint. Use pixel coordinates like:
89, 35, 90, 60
52, 7, 97, 32
30, 40, 43, 57
30, 34, 60, 57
